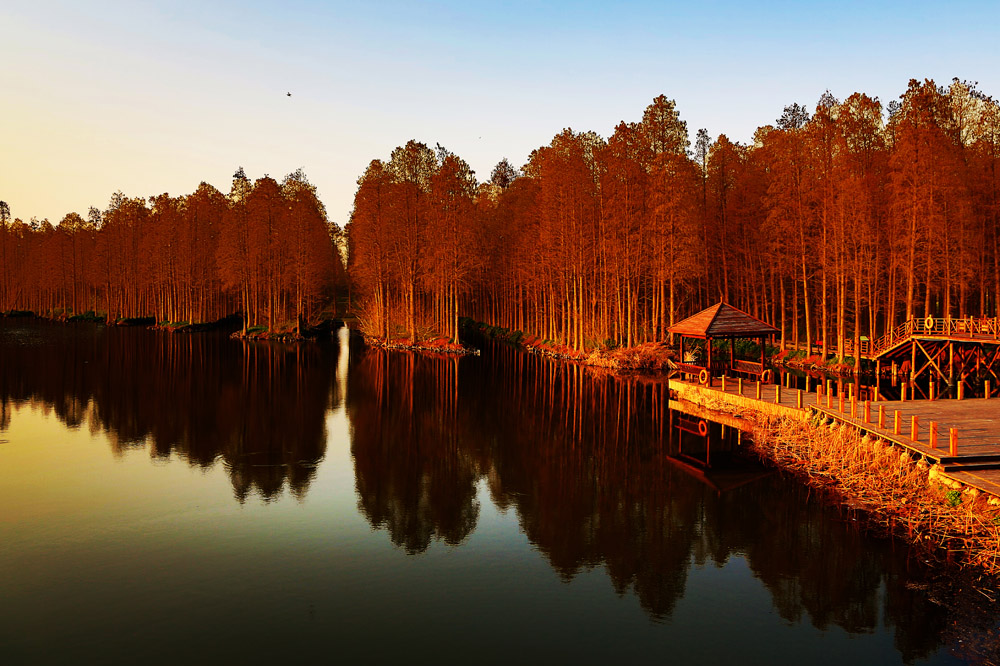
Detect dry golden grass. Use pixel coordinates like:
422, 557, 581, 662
746, 412, 1000, 574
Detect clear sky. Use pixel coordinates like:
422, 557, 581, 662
3, 0, 998, 228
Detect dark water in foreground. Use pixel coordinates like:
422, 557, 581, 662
0, 320, 995, 664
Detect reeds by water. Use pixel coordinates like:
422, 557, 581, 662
746, 412, 1000, 574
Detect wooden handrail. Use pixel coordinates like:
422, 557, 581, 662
804, 316, 1000, 360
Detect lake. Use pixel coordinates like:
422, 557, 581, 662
0, 319, 991, 664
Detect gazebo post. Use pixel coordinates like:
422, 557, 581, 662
729, 336, 734, 375
706, 336, 713, 378
679, 336, 685, 364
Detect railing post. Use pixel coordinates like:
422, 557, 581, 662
756, 380, 761, 400
950, 428, 958, 456
958, 381, 965, 401
797, 389, 803, 410
775, 383, 781, 405
738, 377, 743, 396
901, 383, 908, 402
838, 392, 845, 413
878, 405, 886, 428
893, 411, 901, 435
911, 415, 919, 442
863, 401, 870, 424
930, 421, 938, 449
721, 375, 727, 392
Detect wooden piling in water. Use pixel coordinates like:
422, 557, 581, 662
901, 383, 908, 402
958, 382, 965, 401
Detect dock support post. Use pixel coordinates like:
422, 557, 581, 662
950, 428, 958, 456
911, 415, 919, 442
756, 380, 761, 400
721, 375, 727, 392
878, 405, 886, 428
775, 383, 781, 405
930, 421, 938, 449
987, 379, 992, 399
929, 381, 935, 401
958, 381, 965, 401
827, 387, 833, 409
894, 411, 901, 435
863, 401, 871, 424
901, 383, 908, 402
838, 392, 845, 413
738, 378, 743, 396
797, 390, 803, 410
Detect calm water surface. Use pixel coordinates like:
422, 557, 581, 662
0, 320, 994, 664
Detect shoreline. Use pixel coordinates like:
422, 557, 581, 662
671, 379, 1000, 575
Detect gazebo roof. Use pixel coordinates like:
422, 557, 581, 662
668, 302, 778, 339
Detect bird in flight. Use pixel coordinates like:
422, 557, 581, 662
287, 92, 291, 97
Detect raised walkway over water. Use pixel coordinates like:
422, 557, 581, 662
670, 376, 1000, 498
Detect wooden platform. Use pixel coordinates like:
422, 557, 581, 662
670, 378, 1000, 498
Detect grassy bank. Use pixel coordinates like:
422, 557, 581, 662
462, 318, 675, 371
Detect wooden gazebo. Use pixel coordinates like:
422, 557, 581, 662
668, 302, 779, 384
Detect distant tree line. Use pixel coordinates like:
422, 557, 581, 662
348, 79, 1000, 364
0, 169, 345, 332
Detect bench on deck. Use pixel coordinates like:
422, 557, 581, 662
730, 359, 772, 383
675, 362, 710, 384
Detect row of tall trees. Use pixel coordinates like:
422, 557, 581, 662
0, 169, 345, 332
347, 79, 1000, 363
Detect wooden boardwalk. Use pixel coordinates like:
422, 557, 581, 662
670, 377, 1000, 497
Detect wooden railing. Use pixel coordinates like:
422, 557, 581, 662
840, 317, 1000, 359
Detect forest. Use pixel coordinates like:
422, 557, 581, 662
2, 78, 998, 357
0, 169, 344, 334
348, 78, 1000, 364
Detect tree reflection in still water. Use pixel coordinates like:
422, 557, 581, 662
348, 349, 480, 553
0, 319, 339, 502
346, 341, 976, 660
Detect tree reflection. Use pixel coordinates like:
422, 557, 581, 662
348, 349, 480, 553
0, 319, 339, 501
347, 339, 980, 659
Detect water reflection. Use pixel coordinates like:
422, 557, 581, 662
0, 319, 340, 501
2, 320, 997, 662
347, 342, 965, 660
348, 349, 480, 553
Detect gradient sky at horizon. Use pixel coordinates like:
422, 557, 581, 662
3, 0, 998, 228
